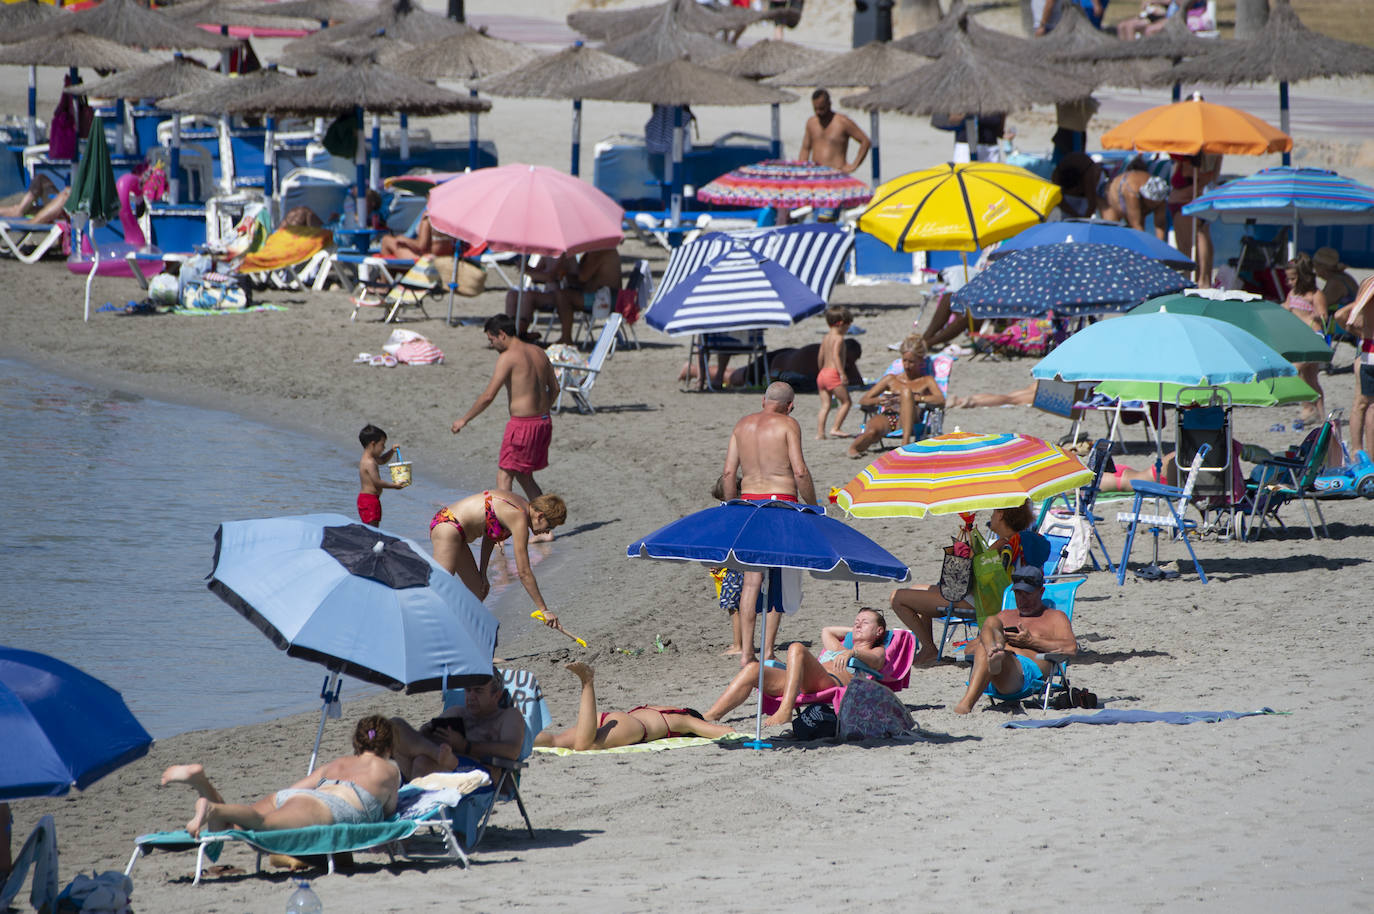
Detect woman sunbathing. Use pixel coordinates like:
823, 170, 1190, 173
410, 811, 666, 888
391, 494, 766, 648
162, 716, 401, 838
429, 490, 567, 629
0, 175, 69, 223
704, 608, 889, 726
535, 662, 736, 750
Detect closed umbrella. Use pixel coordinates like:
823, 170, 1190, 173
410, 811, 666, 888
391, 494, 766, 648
836, 431, 1093, 519
951, 243, 1192, 319
0, 646, 153, 801
65, 115, 120, 323
989, 220, 1194, 269
627, 499, 909, 747
696, 160, 871, 211
209, 514, 499, 772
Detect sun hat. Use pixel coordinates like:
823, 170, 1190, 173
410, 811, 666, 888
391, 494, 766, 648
1313, 247, 1345, 271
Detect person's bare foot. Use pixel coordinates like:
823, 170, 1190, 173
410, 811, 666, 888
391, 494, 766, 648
764, 712, 790, 726
721, 646, 743, 657
815, 433, 828, 440
186, 797, 215, 838
161, 763, 221, 802
846, 447, 866, 459
987, 647, 1005, 677
828, 430, 853, 438
565, 661, 594, 685
912, 648, 939, 667
952, 699, 976, 715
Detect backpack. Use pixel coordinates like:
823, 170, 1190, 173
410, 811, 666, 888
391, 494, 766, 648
836, 677, 916, 741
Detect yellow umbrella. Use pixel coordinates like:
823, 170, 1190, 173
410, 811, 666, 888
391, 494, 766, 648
856, 162, 1063, 253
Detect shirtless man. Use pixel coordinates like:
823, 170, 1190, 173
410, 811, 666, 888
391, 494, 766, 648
452, 314, 559, 500
954, 565, 1076, 714
388, 672, 525, 781
847, 336, 944, 458
558, 247, 622, 345
799, 89, 870, 175
723, 381, 817, 666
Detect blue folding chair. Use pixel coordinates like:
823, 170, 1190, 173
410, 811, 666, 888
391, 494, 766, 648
984, 577, 1085, 711
935, 534, 1069, 660
1116, 444, 1211, 585
1040, 437, 1116, 573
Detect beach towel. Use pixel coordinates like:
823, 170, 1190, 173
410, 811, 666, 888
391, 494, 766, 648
170, 304, 286, 316
0, 815, 58, 914
1003, 708, 1282, 729
534, 734, 745, 756
236, 226, 332, 274
382, 329, 444, 365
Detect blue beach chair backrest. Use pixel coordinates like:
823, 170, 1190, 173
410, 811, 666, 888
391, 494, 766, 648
999, 578, 1084, 620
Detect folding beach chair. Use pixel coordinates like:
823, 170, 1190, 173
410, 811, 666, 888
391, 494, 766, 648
858, 352, 955, 445
1245, 417, 1335, 540
0, 217, 64, 263
1039, 437, 1117, 573
759, 629, 917, 718
1116, 444, 1212, 585
235, 224, 334, 292
980, 577, 1085, 712
552, 314, 622, 415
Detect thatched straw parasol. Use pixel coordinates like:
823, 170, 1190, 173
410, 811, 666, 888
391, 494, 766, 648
1026, 3, 1155, 89
253, 0, 372, 23
1061, 10, 1215, 62
475, 42, 637, 175
281, 31, 415, 71
601, 3, 737, 66
280, 0, 463, 50
569, 0, 767, 43
162, 0, 316, 30
157, 66, 298, 114
891, 0, 1033, 60
0, 31, 159, 70
700, 39, 824, 80
388, 26, 539, 82
0, 0, 61, 34
7, 0, 241, 50
72, 55, 229, 101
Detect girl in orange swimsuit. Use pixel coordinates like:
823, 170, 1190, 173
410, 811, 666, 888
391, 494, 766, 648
535, 663, 737, 751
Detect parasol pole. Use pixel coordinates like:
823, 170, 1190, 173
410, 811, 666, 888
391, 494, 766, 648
27, 65, 37, 146
369, 112, 382, 194
770, 102, 781, 159
263, 114, 277, 206
1279, 81, 1291, 167
399, 113, 410, 162
170, 115, 182, 205
468, 87, 480, 168
869, 110, 880, 185
571, 98, 582, 176
308, 671, 343, 774
669, 105, 684, 227
353, 106, 367, 225
745, 567, 777, 751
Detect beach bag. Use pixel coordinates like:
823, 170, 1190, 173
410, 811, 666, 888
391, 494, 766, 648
49, 92, 78, 160
938, 533, 973, 602
181, 275, 249, 310
792, 702, 837, 741
1040, 511, 1090, 574
454, 257, 486, 297
615, 288, 641, 325
837, 677, 916, 742
969, 528, 1011, 624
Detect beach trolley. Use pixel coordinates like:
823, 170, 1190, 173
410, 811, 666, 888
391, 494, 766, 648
1171, 388, 1242, 540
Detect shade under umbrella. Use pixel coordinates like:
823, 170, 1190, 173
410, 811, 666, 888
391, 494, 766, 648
836, 431, 1093, 519
0, 30, 159, 69
1127, 290, 1332, 364
696, 159, 871, 210
8, 0, 240, 50
702, 38, 824, 80
389, 26, 540, 81
990, 220, 1194, 269
0, 646, 153, 801
73, 56, 229, 101
951, 242, 1192, 319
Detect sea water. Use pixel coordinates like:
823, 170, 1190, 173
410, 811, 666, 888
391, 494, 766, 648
0, 357, 535, 738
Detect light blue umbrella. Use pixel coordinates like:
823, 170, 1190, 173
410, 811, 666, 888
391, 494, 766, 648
989, 220, 1194, 269
209, 513, 499, 771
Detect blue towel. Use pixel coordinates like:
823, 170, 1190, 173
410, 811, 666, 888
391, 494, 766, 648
1003, 708, 1281, 729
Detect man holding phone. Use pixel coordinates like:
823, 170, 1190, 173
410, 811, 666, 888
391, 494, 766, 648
953, 565, 1077, 714
388, 672, 525, 780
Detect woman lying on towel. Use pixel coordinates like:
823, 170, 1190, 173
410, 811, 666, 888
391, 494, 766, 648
535, 663, 736, 750
163, 716, 401, 838
429, 490, 568, 627
703, 608, 889, 727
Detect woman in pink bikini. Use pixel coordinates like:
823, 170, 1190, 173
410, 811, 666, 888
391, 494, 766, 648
429, 489, 567, 627
535, 662, 736, 750
1283, 253, 1329, 423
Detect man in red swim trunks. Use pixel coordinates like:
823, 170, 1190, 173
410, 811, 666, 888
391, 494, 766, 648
452, 314, 559, 499
722, 381, 817, 667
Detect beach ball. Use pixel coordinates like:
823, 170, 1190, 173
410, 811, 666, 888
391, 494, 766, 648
148, 273, 179, 306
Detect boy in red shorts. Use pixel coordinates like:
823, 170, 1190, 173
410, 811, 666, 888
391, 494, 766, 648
357, 424, 408, 525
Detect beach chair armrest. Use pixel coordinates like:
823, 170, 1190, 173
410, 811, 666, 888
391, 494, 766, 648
549, 361, 602, 375
1128, 479, 1185, 498
483, 755, 527, 773
1038, 652, 1073, 664
1259, 455, 1303, 470
847, 657, 883, 680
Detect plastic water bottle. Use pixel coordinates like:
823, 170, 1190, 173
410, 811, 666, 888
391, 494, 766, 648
286, 879, 323, 914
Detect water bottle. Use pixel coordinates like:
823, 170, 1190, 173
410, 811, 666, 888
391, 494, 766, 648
286, 879, 323, 914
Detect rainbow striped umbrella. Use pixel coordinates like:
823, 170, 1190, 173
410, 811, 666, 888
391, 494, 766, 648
696, 159, 872, 211
836, 432, 1093, 519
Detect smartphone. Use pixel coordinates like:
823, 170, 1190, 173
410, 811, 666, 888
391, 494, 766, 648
1002, 625, 1021, 634
429, 717, 466, 737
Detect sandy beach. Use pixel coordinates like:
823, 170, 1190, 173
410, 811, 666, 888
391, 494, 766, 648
4, 1, 1374, 911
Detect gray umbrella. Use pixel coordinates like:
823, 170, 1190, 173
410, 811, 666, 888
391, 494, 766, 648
569, 0, 768, 43
7, 0, 241, 51
768, 41, 930, 184
476, 41, 638, 175
573, 57, 797, 222
602, 3, 736, 66
703, 38, 834, 160
1156, 0, 1374, 164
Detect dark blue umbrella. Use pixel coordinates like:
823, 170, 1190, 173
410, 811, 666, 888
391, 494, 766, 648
0, 646, 152, 801
989, 220, 1195, 269
628, 499, 909, 747
951, 242, 1192, 319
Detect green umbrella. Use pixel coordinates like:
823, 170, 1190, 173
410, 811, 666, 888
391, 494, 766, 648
1128, 292, 1332, 365
65, 116, 121, 323
1095, 375, 1320, 408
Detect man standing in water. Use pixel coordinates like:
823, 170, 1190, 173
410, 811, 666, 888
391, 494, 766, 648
799, 88, 870, 176
722, 382, 817, 667
452, 314, 558, 500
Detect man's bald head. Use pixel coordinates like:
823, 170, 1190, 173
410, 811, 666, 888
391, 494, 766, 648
764, 381, 796, 409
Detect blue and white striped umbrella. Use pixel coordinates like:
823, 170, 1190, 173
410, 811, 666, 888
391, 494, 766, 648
1183, 167, 1374, 226
645, 236, 829, 336
653, 222, 854, 306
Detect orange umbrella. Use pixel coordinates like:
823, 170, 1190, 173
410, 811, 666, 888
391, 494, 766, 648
1100, 95, 1292, 157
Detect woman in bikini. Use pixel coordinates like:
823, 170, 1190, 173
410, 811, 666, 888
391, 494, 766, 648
1283, 253, 1329, 423
535, 663, 736, 751
161, 716, 400, 838
703, 608, 889, 727
1096, 160, 1170, 241
429, 490, 568, 627
846, 336, 944, 458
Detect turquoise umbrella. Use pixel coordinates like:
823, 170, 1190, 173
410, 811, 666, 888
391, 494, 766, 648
64, 115, 120, 323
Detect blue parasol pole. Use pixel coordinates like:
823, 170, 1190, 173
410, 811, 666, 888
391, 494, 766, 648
770, 102, 781, 158
353, 106, 366, 224
1279, 81, 1291, 167
369, 112, 381, 194
468, 87, 479, 168
571, 98, 582, 176
27, 65, 37, 145
869, 111, 880, 185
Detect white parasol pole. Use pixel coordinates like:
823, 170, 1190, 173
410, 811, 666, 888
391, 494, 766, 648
170, 115, 182, 205
369, 113, 382, 194
307, 671, 343, 774
746, 568, 774, 751
669, 106, 684, 227
770, 102, 780, 159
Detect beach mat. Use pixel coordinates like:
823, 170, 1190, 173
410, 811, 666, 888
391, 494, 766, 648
170, 304, 287, 316
535, 734, 745, 756
1003, 708, 1282, 729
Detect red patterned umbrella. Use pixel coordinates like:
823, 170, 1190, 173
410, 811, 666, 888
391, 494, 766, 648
696, 159, 872, 211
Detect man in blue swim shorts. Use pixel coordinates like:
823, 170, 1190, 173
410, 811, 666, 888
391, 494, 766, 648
953, 565, 1077, 714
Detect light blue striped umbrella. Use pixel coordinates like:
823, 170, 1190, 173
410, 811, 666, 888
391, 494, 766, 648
1183, 167, 1374, 228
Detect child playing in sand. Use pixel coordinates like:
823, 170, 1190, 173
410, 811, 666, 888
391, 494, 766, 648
816, 305, 855, 439
710, 475, 745, 655
357, 424, 407, 525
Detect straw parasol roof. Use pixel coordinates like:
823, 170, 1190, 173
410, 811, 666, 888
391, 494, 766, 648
388, 26, 540, 82
891, 0, 1032, 60
0, 0, 62, 35
602, 5, 737, 66
253, 0, 372, 22
1158, 0, 1374, 87
73, 55, 230, 101
700, 39, 825, 80
843, 25, 1091, 116
1060, 11, 1215, 63
475, 42, 637, 100
766, 40, 926, 89
281, 30, 414, 71
162, 0, 316, 30
1028, 2, 1154, 88
0, 30, 160, 70
568, 0, 767, 43
156, 66, 298, 114
280, 0, 463, 48
572, 56, 798, 107
225, 58, 490, 116
7, 0, 241, 50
